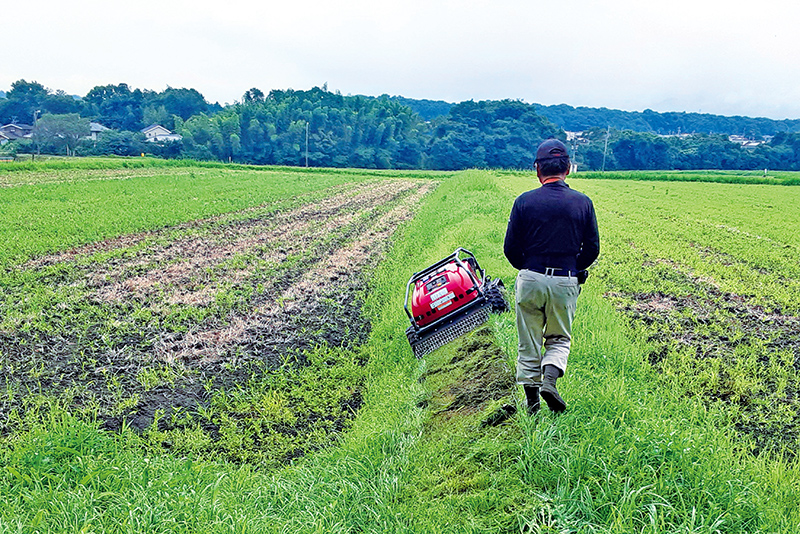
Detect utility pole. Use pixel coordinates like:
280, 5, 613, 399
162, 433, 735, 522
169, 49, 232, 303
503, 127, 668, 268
305, 121, 309, 168
570, 135, 579, 174
601, 125, 610, 172
33, 110, 41, 157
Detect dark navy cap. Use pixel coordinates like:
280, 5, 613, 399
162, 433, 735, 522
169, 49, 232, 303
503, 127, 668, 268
534, 139, 569, 162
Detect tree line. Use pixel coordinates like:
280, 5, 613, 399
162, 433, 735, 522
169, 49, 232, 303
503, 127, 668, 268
575, 128, 800, 171
395, 98, 800, 138
533, 104, 800, 138
4, 79, 800, 171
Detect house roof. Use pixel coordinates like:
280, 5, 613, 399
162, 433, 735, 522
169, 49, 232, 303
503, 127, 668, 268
1, 123, 33, 132
0, 123, 34, 139
141, 124, 171, 134
90, 122, 110, 132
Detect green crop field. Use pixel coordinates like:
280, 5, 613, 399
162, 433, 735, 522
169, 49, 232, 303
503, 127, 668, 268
1, 159, 798, 533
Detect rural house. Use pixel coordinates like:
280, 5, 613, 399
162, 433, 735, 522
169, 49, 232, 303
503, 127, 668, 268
728, 135, 764, 150
141, 124, 182, 143
88, 122, 110, 141
0, 123, 33, 140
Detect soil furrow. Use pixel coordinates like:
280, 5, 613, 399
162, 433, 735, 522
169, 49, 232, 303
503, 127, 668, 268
156, 182, 433, 366
21, 181, 375, 269
1, 178, 436, 456
93, 180, 417, 305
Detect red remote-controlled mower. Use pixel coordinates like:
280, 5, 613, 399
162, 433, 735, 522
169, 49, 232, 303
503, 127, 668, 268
404, 248, 508, 358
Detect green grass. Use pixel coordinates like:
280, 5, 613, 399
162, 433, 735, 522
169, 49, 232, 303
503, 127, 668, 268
576, 169, 800, 186
0, 159, 448, 268
1, 164, 799, 532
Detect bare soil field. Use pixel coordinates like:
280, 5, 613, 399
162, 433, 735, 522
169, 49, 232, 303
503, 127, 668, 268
0, 178, 434, 463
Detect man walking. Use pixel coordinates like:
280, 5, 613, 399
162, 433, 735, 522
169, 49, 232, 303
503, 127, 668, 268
504, 139, 599, 414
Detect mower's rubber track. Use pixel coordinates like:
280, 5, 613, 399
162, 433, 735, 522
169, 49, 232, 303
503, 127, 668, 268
485, 278, 509, 313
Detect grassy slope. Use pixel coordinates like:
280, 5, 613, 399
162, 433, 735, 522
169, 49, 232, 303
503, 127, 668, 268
1, 164, 799, 533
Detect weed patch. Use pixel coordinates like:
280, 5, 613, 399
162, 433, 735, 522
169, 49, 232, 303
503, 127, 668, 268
607, 262, 800, 457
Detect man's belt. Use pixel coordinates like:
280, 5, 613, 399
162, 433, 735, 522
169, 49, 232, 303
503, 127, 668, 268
526, 266, 577, 277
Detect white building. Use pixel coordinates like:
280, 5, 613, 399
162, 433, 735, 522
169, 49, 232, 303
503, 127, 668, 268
141, 124, 182, 143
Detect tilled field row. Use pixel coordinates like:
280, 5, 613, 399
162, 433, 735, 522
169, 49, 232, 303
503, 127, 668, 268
158, 181, 434, 366
1, 179, 434, 462
0, 167, 219, 188
88, 180, 419, 307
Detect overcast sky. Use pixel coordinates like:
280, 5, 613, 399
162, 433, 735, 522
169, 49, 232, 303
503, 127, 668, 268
4, 0, 799, 119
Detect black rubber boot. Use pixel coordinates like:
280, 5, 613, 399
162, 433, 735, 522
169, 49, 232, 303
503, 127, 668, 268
524, 385, 540, 415
540, 365, 567, 413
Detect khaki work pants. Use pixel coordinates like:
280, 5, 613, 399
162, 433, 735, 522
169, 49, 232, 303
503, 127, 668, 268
515, 269, 580, 386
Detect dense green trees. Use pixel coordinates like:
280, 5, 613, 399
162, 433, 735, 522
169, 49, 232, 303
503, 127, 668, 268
173, 92, 561, 170
82, 84, 215, 131
0, 80, 82, 125
178, 88, 429, 168
6, 79, 800, 171
0, 80, 215, 134
534, 102, 800, 137
385, 95, 454, 121
83, 83, 145, 131
426, 99, 561, 170
31, 113, 90, 156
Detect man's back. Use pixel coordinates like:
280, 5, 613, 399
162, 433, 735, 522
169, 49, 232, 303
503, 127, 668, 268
504, 181, 599, 272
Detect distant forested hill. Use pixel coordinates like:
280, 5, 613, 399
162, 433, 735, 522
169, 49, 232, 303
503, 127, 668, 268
383, 95, 800, 138
533, 103, 800, 137
425, 99, 561, 170
384, 95, 454, 121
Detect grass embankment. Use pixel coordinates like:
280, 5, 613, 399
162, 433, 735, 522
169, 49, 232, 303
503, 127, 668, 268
1, 165, 799, 532
575, 169, 800, 186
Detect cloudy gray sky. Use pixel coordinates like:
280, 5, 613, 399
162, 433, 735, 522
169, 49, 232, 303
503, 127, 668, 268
4, 0, 799, 119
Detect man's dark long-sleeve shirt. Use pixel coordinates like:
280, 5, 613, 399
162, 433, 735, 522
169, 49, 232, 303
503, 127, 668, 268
504, 180, 599, 272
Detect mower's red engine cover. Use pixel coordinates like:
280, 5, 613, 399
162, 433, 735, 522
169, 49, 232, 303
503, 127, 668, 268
411, 261, 481, 327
